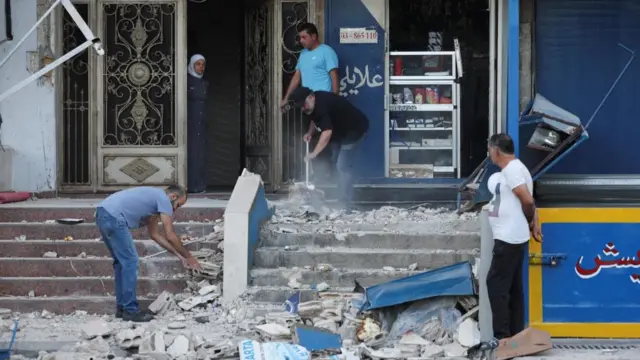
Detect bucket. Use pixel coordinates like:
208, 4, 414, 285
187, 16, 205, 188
0, 320, 18, 360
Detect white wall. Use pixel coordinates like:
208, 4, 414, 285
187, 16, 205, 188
0, 1, 56, 192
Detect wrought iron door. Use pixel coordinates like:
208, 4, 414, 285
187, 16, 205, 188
244, 1, 276, 187
279, 1, 310, 184
59, 2, 92, 190
96, 1, 186, 189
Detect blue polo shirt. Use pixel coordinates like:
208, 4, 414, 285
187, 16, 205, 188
296, 44, 339, 92
98, 187, 174, 229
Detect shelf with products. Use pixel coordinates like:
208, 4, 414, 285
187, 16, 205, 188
385, 50, 462, 179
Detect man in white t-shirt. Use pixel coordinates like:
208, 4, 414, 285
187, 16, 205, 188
485, 133, 542, 347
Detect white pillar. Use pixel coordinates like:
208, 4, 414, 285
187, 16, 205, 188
479, 208, 494, 342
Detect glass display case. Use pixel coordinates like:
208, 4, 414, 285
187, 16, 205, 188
385, 51, 462, 178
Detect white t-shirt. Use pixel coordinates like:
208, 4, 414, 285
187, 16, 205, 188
487, 159, 534, 244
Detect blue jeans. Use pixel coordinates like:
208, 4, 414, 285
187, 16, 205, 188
330, 135, 365, 205
95, 207, 140, 313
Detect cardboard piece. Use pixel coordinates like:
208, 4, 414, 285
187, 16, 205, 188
496, 328, 552, 360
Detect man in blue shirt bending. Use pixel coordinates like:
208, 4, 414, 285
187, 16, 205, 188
96, 185, 201, 322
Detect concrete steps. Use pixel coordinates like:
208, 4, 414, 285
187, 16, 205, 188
248, 227, 480, 304
254, 246, 478, 269
0, 239, 215, 257
0, 222, 216, 240
0, 198, 225, 314
0, 277, 186, 297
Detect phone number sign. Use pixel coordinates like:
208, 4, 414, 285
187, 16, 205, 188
339, 28, 378, 44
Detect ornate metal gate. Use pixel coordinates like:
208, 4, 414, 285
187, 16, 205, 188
244, 1, 276, 187
279, 1, 311, 184
96, 1, 186, 189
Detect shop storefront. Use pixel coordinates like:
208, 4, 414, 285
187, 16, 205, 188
325, 0, 513, 184
522, 0, 640, 339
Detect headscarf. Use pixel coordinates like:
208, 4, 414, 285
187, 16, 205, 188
188, 54, 205, 78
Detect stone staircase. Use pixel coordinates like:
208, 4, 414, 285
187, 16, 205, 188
0, 198, 225, 314
247, 218, 481, 304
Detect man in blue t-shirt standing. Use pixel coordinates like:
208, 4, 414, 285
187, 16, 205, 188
281, 22, 339, 102
96, 185, 201, 322
282, 23, 339, 183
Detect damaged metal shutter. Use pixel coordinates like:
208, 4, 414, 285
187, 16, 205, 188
535, 0, 640, 174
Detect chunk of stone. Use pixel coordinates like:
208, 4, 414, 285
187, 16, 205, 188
167, 335, 190, 357
133, 354, 171, 360
316, 264, 333, 272
255, 323, 291, 339
178, 296, 207, 311
456, 318, 481, 347
148, 291, 178, 315
42, 251, 58, 258
139, 331, 166, 354
0, 308, 11, 319
298, 301, 323, 317
441, 342, 466, 357
28, 290, 35, 297
382, 266, 395, 272
420, 344, 446, 358
74, 337, 111, 353
264, 312, 301, 329
80, 319, 111, 339
194, 315, 209, 324
408, 263, 418, 271
39, 352, 96, 360
315, 282, 330, 292
313, 319, 339, 333
116, 327, 146, 349
197, 285, 219, 296
167, 322, 186, 330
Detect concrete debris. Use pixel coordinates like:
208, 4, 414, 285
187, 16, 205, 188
315, 282, 330, 292
255, 323, 291, 339
268, 204, 478, 234
166, 335, 190, 357
42, 251, 58, 258
116, 327, 146, 349
80, 319, 111, 339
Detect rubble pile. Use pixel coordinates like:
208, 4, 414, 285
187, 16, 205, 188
3, 207, 487, 360
268, 204, 478, 234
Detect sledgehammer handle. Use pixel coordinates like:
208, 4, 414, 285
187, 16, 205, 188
305, 140, 310, 186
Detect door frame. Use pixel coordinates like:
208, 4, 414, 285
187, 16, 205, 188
56, 0, 188, 192
95, 0, 187, 191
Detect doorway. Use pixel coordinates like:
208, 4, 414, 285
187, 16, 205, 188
388, 0, 491, 177
186, 0, 244, 191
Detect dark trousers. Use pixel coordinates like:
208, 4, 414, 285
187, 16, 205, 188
487, 239, 527, 339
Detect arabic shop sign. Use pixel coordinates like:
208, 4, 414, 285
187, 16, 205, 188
339, 65, 383, 97
575, 242, 640, 283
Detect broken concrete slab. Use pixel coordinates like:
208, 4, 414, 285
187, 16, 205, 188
139, 331, 166, 354
79, 319, 111, 339
167, 334, 190, 357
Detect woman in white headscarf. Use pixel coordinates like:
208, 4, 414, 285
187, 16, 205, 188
187, 54, 208, 193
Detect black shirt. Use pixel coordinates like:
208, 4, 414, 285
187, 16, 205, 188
310, 91, 369, 144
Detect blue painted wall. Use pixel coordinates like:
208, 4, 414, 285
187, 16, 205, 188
535, 0, 640, 174
247, 185, 273, 267
325, 0, 386, 179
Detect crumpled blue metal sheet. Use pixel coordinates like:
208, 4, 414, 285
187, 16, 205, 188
361, 261, 476, 311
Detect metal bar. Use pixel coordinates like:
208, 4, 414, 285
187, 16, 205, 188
507, 0, 520, 153
488, 0, 496, 136
0, 39, 94, 103
584, 43, 635, 129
